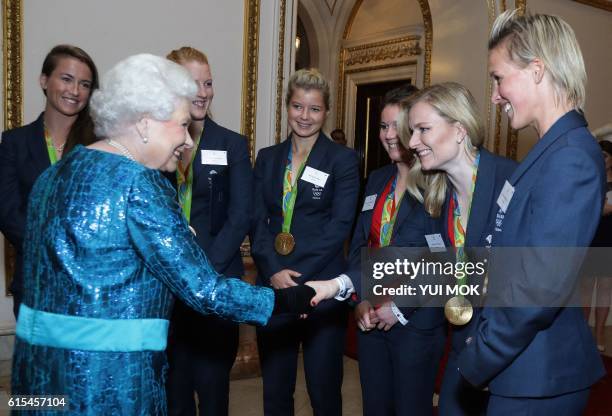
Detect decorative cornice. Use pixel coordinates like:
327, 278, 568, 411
274, 0, 286, 144
241, 0, 260, 163
337, 0, 432, 129
344, 61, 419, 76
344, 36, 421, 67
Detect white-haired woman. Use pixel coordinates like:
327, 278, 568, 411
11, 54, 318, 415
456, 11, 605, 414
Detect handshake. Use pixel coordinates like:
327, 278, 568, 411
270, 268, 345, 315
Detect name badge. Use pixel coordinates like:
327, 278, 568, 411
301, 166, 329, 188
362, 194, 377, 211
425, 233, 446, 252
496, 180, 515, 213
201, 150, 228, 165
606, 190, 612, 205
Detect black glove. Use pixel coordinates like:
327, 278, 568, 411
273, 285, 316, 315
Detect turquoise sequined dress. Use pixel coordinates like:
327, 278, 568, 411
11, 146, 274, 415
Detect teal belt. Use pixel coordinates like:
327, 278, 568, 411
16, 304, 169, 352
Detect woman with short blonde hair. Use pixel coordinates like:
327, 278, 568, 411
457, 10, 605, 415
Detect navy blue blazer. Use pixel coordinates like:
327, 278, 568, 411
458, 111, 606, 397
345, 163, 445, 329
440, 148, 517, 351
250, 133, 360, 285
0, 113, 49, 296
167, 118, 252, 276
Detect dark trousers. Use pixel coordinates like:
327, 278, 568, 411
166, 303, 239, 416
256, 299, 347, 416
358, 323, 446, 416
439, 351, 490, 416
486, 388, 590, 416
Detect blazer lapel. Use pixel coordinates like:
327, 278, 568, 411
295, 132, 328, 205
191, 118, 211, 186
466, 149, 496, 247
27, 114, 51, 175
362, 164, 396, 241
273, 137, 292, 209
441, 190, 453, 248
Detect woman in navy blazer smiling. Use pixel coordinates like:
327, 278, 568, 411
341, 85, 447, 416
405, 82, 517, 415
457, 11, 605, 415
251, 69, 359, 415
164, 47, 254, 416
0, 45, 98, 318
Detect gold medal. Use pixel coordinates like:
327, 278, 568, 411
274, 232, 295, 255
444, 296, 473, 326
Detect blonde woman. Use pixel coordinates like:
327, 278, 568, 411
404, 82, 516, 415
457, 11, 605, 414
250, 68, 360, 415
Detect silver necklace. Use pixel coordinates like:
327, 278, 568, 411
105, 138, 136, 161
54, 142, 66, 153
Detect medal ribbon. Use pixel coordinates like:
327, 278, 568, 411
176, 129, 203, 223
448, 152, 480, 287
281, 146, 310, 233
44, 127, 60, 165
379, 175, 404, 247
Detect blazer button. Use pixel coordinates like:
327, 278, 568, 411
465, 336, 473, 345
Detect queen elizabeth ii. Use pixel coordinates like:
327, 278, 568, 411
11, 54, 316, 415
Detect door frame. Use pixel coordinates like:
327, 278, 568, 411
343, 64, 417, 148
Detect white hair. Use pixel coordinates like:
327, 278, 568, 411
90, 53, 196, 137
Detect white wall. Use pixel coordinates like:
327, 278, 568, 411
23, 0, 245, 132
516, 0, 612, 159
428, 0, 490, 121
349, 0, 422, 41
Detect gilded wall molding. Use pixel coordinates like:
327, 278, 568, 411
241, 0, 260, 162
418, 0, 433, 87
3, 0, 22, 131
574, 0, 612, 12
337, 0, 432, 129
344, 36, 421, 67
2, 0, 22, 294
274, 0, 286, 144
